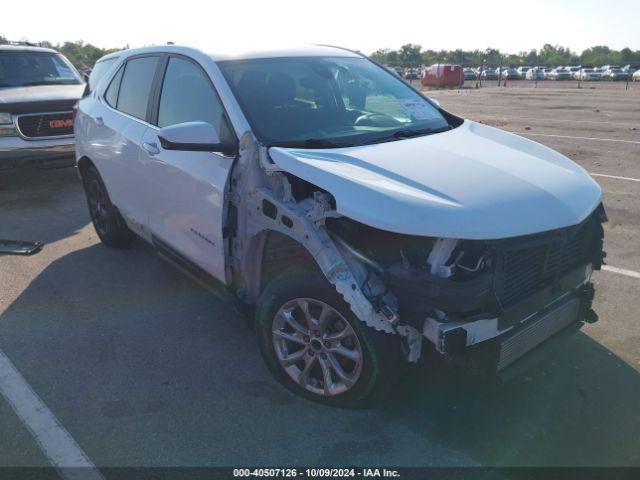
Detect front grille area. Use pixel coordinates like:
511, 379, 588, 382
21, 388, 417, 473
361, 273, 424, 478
497, 297, 580, 370
17, 112, 74, 138
495, 211, 601, 308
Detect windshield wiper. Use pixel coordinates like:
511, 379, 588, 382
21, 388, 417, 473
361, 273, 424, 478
270, 138, 355, 149
364, 126, 452, 145
18, 81, 77, 87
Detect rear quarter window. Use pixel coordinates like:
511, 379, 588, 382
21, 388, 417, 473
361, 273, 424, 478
88, 57, 117, 92
104, 65, 124, 108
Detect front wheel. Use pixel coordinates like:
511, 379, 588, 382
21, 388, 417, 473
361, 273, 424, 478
255, 268, 403, 408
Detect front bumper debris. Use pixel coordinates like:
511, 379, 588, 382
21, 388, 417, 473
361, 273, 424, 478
424, 282, 597, 372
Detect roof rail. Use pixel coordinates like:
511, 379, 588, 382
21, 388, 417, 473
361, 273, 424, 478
4, 40, 45, 47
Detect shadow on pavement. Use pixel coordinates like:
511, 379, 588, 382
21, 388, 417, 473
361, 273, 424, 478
0, 167, 88, 245
383, 331, 640, 467
0, 241, 639, 467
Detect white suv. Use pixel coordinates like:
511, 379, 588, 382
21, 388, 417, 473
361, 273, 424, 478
75, 45, 606, 407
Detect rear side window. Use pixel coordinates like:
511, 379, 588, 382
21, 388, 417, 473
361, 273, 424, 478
157, 57, 223, 131
115, 56, 159, 120
88, 57, 117, 92
104, 65, 123, 108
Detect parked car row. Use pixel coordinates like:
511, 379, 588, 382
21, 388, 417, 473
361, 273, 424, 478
398, 64, 640, 82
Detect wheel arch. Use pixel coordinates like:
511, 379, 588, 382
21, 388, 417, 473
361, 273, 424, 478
240, 229, 317, 305
77, 155, 95, 179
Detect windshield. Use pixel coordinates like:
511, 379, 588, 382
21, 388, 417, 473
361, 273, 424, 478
0, 51, 82, 88
218, 56, 450, 148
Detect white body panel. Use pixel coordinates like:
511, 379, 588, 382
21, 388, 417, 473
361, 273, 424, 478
269, 120, 602, 239
139, 126, 232, 279
80, 100, 150, 236
74, 46, 249, 283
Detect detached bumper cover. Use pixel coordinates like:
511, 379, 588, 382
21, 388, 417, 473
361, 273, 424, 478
0, 135, 75, 169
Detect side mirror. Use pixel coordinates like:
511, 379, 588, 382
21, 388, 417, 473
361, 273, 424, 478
158, 121, 236, 155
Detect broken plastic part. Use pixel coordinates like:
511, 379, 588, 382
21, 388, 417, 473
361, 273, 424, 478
0, 239, 43, 255
427, 238, 457, 277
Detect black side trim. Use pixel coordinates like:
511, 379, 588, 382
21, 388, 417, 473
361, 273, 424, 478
157, 135, 237, 155
152, 235, 221, 292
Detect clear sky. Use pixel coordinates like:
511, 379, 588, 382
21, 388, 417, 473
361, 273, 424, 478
4, 0, 639, 54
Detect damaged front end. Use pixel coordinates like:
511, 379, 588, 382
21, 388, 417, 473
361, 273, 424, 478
229, 137, 606, 371
326, 204, 606, 370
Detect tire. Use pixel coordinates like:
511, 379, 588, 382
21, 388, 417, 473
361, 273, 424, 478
82, 165, 136, 248
255, 267, 403, 408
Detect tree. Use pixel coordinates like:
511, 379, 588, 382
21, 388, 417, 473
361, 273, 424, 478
0, 36, 123, 68
398, 43, 422, 66
370, 48, 390, 64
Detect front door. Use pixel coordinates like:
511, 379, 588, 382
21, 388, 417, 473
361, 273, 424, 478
139, 56, 235, 283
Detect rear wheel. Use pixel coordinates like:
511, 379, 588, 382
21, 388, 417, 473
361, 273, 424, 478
82, 165, 136, 248
256, 268, 402, 408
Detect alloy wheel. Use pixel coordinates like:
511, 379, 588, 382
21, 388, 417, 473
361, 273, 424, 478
272, 298, 363, 397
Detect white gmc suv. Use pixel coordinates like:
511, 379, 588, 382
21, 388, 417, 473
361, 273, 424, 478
0, 45, 85, 169
75, 45, 606, 407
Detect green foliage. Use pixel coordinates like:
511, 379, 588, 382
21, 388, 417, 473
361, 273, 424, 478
3, 37, 639, 69
0, 37, 123, 69
56, 41, 122, 69
370, 44, 640, 67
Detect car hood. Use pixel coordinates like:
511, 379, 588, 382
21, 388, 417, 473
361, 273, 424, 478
0, 84, 84, 113
268, 120, 602, 240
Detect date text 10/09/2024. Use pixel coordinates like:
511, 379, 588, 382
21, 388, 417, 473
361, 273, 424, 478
233, 468, 401, 478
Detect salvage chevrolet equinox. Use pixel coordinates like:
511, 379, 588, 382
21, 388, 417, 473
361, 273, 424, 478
75, 45, 606, 407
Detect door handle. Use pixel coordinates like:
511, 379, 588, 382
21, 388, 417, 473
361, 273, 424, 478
142, 141, 160, 156
93, 116, 104, 126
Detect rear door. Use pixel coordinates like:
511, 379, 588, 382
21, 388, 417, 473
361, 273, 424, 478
138, 55, 236, 282
90, 55, 161, 238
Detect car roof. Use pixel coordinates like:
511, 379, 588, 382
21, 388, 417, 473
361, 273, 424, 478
108, 44, 362, 63
0, 44, 58, 54
94, 50, 121, 63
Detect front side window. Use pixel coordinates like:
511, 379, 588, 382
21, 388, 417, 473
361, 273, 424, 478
218, 56, 451, 148
115, 56, 159, 120
157, 57, 224, 133
0, 51, 82, 88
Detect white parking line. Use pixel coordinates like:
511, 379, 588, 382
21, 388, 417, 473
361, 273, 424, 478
517, 132, 640, 145
590, 173, 640, 183
0, 349, 103, 480
490, 116, 640, 128
601, 265, 640, 279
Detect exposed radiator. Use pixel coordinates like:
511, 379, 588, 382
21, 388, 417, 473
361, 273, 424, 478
497, 297, 580, 371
